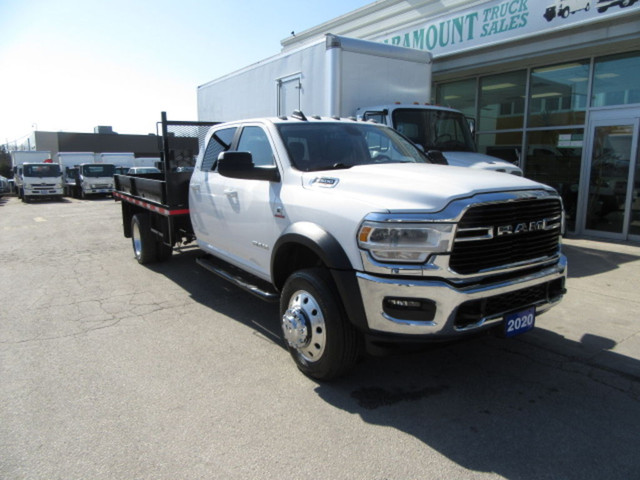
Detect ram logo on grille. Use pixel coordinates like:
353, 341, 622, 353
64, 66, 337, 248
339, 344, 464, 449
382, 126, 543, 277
496, 217, 558, 236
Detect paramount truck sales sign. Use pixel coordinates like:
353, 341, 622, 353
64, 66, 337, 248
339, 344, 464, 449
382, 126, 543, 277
377, 0, 639, 57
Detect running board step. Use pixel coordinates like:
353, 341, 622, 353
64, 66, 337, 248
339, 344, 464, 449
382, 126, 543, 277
196, 255, 279, 302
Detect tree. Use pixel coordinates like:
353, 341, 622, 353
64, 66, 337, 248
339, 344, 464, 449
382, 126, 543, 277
0, 145, 12, 178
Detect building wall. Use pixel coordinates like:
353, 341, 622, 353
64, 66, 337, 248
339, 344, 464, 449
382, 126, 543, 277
32, 131, 162, 160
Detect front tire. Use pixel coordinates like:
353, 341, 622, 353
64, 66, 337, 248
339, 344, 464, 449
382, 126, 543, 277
131, 213, 157, 264
280, 268, 360, 381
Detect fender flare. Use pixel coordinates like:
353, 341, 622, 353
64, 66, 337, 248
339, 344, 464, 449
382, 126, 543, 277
271, 222, 352, 283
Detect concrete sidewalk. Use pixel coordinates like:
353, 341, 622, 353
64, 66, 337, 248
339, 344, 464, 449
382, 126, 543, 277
523, 236, 640, 382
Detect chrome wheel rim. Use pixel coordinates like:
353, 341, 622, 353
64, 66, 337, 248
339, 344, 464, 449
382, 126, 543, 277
282, 289, 326, 362
132, 221, 142, 259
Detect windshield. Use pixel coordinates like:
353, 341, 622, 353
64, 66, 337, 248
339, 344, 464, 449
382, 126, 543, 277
23, 164, 61, 177
277, 122, 428, 172
80, 164, 115, 177
392, 109, 476, 152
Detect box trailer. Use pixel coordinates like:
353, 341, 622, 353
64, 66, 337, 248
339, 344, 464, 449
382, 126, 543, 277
197, 34, 521, 175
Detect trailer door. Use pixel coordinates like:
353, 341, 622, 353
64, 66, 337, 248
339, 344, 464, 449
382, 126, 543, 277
278, 75, 301, 117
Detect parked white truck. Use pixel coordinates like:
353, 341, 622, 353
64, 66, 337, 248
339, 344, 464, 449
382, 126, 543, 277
75, 163, 116, 198
114, 113, 566, 380
198, 34, 522, 175
57, 152, 95, 197
11, 150, 63, 202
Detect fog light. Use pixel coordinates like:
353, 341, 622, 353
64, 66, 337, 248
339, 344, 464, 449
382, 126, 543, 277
383, 297, 436, 322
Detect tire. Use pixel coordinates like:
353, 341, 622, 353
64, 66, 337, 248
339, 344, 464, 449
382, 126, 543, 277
131, 213, 157, 264
280, 268, 360, 381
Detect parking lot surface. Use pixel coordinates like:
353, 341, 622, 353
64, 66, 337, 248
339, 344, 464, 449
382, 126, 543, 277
1, 195, 639, 479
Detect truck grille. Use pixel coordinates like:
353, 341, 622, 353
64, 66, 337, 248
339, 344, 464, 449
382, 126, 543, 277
450, 198, 562, 275
33, 183, 57, 192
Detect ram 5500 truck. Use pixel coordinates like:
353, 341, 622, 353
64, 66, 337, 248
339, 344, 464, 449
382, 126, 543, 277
198, 34, 522, 176
114, 112, 566, 380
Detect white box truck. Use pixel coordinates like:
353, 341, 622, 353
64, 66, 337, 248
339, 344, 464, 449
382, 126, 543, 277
11, 150, 63, 202
57, 152, 95, 197
57, 152, 117, 198
198, 34, 521, 175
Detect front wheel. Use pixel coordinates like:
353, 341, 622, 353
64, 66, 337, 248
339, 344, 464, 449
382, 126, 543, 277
280, 268, 360, 381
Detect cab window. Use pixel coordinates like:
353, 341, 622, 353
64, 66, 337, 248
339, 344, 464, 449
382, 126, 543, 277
237, 126, 275, 167
201, 127, 236, 171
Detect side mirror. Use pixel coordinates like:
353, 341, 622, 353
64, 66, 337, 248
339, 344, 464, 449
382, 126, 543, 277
426, 150, 448, 165
427, 150, 449, 165
217, 151, 280, 182
466, 117, 476, 136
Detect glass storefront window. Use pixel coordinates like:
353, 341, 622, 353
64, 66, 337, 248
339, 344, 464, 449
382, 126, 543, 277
528, 61, 589, 127
586, 125, 633, 233
592, 51, 640, 107
478, 70, 527, 132
477, 132, 523, 166
630, 145, 640, 237
435, 78, 476, 119
524, 129, 583, 231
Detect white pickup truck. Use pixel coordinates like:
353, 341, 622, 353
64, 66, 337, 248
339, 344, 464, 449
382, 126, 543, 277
114, 113, 567, 380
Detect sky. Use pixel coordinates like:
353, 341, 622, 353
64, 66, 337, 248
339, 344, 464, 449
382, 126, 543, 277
0, 0, 374, 147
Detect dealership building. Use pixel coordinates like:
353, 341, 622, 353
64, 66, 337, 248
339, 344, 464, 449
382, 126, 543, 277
255, 0, 640, 241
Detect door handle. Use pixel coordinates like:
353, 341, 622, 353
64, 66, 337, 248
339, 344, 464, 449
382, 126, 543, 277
224, 189, 237, 197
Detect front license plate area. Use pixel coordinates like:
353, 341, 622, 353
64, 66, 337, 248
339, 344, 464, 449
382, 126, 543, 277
504, 306, 535, 337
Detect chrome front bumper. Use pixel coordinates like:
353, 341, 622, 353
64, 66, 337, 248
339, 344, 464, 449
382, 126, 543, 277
356, 255, 567, 337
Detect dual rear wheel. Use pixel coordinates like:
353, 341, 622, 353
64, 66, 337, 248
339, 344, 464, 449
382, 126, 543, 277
131, 213, 172, 264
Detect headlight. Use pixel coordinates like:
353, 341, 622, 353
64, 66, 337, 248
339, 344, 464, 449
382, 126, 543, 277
357, 221, 454, 263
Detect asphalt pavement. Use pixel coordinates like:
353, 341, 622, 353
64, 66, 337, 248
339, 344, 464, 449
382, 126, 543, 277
1, 195, 639, 480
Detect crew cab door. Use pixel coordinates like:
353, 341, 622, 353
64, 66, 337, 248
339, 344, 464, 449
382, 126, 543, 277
189, 126, 238, 256
190, 123, 284, 280
217, 124, 283, 279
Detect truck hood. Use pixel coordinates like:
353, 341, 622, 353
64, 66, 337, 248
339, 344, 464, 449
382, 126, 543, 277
302, 163, 550, 212
442, 151, 522, 175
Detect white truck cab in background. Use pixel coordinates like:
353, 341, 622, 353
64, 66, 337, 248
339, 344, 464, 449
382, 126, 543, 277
11, 150, 64, 202
58, 152, 95, 197
76, 163, 116, 198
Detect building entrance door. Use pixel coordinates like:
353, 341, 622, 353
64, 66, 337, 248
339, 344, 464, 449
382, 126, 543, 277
579, 108, 640, 241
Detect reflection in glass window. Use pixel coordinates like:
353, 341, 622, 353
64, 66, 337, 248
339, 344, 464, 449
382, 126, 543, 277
477, 132, 523, 166
524, 129, 583, 231
237, 126, 274, 167
435, 78, 476, 118
592, 52, 640, 107
479, 70, 527, 131
528, 61, 589, 127
586, 125, 633, 233
630, 145, 640, 236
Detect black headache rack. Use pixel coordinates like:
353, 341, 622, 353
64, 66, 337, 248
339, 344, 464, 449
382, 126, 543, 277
114, 112, 218, 247
114, 111, 218, 210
